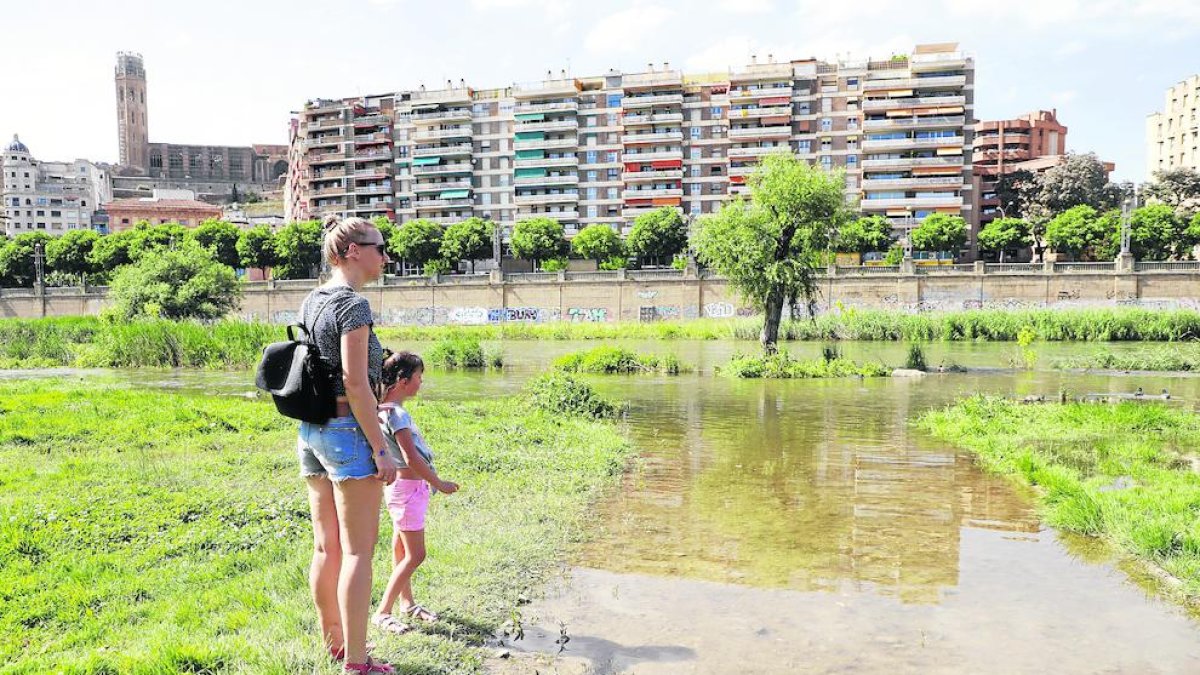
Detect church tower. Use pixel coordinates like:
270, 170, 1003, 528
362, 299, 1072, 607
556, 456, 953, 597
114, 52, 149, 172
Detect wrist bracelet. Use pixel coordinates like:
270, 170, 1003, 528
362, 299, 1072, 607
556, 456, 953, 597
377, 449, 387, 457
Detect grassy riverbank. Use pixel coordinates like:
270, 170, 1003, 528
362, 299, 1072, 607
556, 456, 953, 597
1054, 344, 1200, 372
0, 379, 630, 673
919, 397, 1200, 604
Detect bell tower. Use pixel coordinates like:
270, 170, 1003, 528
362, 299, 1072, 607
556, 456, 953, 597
115, 52, 149, 171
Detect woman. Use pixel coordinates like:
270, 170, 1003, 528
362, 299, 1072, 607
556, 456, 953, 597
295, 215, 397, 674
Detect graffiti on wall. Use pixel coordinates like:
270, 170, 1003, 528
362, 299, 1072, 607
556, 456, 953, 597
448, 306, 489, 325
567, 307, 607, 322
639, 305, 681, 322
487, 307, 560, 323
636, 290, 658, 300
703, 302, 735, 318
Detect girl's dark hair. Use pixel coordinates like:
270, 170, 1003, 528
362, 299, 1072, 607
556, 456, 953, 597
379, 349, 424, 395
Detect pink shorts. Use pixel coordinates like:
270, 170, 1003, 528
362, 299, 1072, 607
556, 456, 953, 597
386, 479, 430, 531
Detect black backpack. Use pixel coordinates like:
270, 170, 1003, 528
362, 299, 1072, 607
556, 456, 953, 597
254, 290, 347, 424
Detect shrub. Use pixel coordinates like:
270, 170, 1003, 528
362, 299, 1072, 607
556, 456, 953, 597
524, 370, 617, 418
721, 352, 890, 379
905, 343, 927, 371
425, 336, 502, 369
104, 241, 240, 321
552, 346, 688, 374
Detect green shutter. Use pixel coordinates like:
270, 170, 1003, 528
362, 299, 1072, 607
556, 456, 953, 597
515, 131, 545, 141
439, 189, 470, 199
516, 149, 545, 160
515, 113, 546, 122
412, 157, 441, 166
515, 168, 547, 178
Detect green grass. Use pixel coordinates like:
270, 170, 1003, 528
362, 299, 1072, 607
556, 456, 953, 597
552, 346, 688, 374
424, 336, 503, 369
0, 379, 631, 673
719, 352, 891, 379
919, 397, 1200, 604
1054, 344, 1200, 371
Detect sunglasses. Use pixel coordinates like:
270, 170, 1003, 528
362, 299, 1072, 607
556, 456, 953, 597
352, 240, 387, 255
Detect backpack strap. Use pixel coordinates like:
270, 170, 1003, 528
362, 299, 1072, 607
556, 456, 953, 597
295, 287, 352, 348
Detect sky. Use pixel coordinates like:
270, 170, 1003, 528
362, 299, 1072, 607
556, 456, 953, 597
3, 0, 1198, 182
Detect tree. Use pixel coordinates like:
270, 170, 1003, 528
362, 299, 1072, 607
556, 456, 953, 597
371, 216, 398, 255
0, 232, 53, 287
976, 218, 1030, 263
273, 220, 324, 279
510, 217, 565, 269
237, 225, 277, 276
127, 222, 188, 261
45, 229, 100, 284
187, 219, 241, 268
1126, 204, 1195, 260
106, 240, 241, 321
88, 229, 140, 278
389, 218, 444, 272
834, 215, 892, 254
1045, 205, 1107, 260
440, 217, 493, 273
626, 207, 687, 266
692, 151, 847, 353
1144, 167, 1200, 218
908, 213, 967, 252
993, 169, 1037, 220
570, 223, 624, 266
1026, 152, 1120, 222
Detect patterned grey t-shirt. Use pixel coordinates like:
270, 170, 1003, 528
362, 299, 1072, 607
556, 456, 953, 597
300, 285, 382, 397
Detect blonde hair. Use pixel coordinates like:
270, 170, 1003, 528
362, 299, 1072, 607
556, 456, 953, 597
321, 215, 378, 267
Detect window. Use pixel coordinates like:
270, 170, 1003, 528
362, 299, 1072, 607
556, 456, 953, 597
821, 98, 832, 113
847, 155, 858, 166
820, 118, 833, 131
50, 210, 61, 217
481, 193, 492, 205
587, 187, 597, 200
820, 156, 833, 168
588, 205, 598, 218
608, 113, 619, 127
690, 127, 701, 140
796, 140, 810, 152
690, 148, 701, 160
585, 150, 598, 164
587, 170, 598, 182
711, 106, 723, 117
607, 168, 619, 180
846, 77, 859, 89
607, 187, 618, 199
691, 165, 701, 177
606, 151, 619, 163
587, 116, 597, 127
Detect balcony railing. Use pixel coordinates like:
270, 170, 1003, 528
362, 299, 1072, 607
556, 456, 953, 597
623, 169, 684, 181
414, 198, 474, 210
862, 75, 966, 91
410, 88, 473, 105
412, 143, 472, 157
352, 150, 393, 161
729, 105, 793, 120
514, 138, 578, 150
860, 196, 963, 209
620, 149, 684, 162
861, 136, 964, 151
312, 186, 350, 197
514, 174, 579, 186
622, 131, 684, 144
514, 192, 579, 205
859, 156, 963, 169
512, 78, 580, 99
514, 156, 578, 168
354, 132, 392, 144
622, 187, 683, 199
413, 179, 472, 192
356, 182, 393, 194
305, 118, 345, 131
621, 94, 684, 109
411, 126, 473, 141
412, 162, 473, 176
622, 112, 684, 125
728, 85, 793, 100
728, 125, 793, 140
516, 209, 579, 220
514, 100, 579, 114
727, 145, 787, 158
411, 109, 472, 122
863, 115, 965, 130
862, 95, 966, 111
427, 215, 473, 225
859, 176, 962, 189
307, 152, 350, 165
516, 119, 579, 133
352, 114, 390, 126
622, 205, 681, 218
621, 71, 683, 88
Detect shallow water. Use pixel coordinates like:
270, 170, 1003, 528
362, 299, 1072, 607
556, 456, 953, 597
14, 340, 1200, 673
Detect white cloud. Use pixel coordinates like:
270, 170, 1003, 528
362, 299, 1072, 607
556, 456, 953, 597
685, 36, 804, 71
1051, 89, 1078, 106
585, 5, 675, 53
716, 0, 773, 13
1054, 40, 1087, 57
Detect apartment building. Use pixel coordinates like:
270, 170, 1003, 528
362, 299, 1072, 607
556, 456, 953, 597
973, 110, 1067, 229
285, 43, 974, 246
2, 135, 112, 236
1147, 74, 1200, 178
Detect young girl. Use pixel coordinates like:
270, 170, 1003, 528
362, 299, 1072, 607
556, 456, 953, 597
371, 350, 459, 635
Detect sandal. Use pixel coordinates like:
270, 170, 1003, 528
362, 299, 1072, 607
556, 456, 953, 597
401, 603, 439, 623
344, 657, 394, 673
329, 642, 376, 662
371, 613, 411, 635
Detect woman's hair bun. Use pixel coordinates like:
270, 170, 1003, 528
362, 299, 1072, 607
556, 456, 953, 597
322, 214, 342, 232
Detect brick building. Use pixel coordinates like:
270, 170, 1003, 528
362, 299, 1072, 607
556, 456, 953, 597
104, 190, 222, 232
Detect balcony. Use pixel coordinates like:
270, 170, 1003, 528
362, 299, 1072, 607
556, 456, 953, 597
861, 136, 963, 151
307, 152, 350, 165
414, 198, 474, 210
411, 126, 472, 141
410, 87, 473, 105
911, 53, 967, 71
514, 192, 579, 205
514, 155, 578, 168
514, 137, 578, 150
727, 145, 788, 158
514, 100, 579, 114
622, 131, 684, 144
728, 84, 793, 101
621, 94, 684, 109
620, 149, 684, 162
517, 209, 580, 221
427, 215, 473, 225
306, 118, 345, 131
729, 105, 792, 120
861, 196, 964, 209
354, 167, 391, 178
622, 187, 683, 199
413, 179, 472, 193
860, 176, 963, 190
859, 156, 963, 169
354, 132, 392, 145
352, 114, 390, 127
305, 135, 343, 149
862, 75, 966, 91
515, 119, 579, 133
728, 125, 792, 140
622, 112, 684, 126
514, 174, 579, 186
411, 109, 472, 123
974, 147, 1031, 161
862, 95, 966, 111
412, 162, 473, 176
312, 185, 350, 197
623, 169, 684, 181
352, 149, 393, 161
512, 78, 580, 99
622, 71, 683, 89
622, 205, 681, 218
413, 143, 472, 157
975, 133, 1030, 147
863, 115, 965, 130
356, 182, 393, 194
309, 168, 347, 180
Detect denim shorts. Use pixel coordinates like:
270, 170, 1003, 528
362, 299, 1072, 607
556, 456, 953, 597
297, 416, 379, 481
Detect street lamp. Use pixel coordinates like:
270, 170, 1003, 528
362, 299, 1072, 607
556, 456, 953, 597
1119, 186, 1137, 257
33, 241, 45, 291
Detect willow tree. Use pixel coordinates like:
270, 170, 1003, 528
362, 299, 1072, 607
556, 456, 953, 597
692, 151, 848, 353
